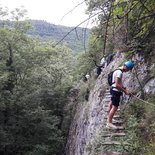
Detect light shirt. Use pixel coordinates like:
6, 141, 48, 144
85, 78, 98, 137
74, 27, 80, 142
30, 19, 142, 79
112, 67, 123, 92
85, 74, 90, 79
100, 57, 105, 65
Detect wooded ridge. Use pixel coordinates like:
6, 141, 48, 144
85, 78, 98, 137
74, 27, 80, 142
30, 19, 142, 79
28, 20, 90, 53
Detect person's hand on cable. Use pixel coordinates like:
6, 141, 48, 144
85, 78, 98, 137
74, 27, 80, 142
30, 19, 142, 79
124, 88, 132, 96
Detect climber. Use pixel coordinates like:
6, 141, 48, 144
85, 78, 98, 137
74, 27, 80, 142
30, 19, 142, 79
85, 74, 90, 80
105, 53, 115, 66
96, 66, 103, 76
100, 55, 106, 66
106, 60, 134, 129
93, 59, 104, 77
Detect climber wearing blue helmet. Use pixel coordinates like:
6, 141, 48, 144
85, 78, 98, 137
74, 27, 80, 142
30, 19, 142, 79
106, 60, 134, 129
124, 60, 134, 70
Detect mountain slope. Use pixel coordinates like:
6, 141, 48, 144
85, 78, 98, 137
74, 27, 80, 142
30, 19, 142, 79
28, 20, 90, 53
65, 51, 155, 155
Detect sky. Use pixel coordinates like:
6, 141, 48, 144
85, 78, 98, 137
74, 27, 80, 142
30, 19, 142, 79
0, 0, 93, 28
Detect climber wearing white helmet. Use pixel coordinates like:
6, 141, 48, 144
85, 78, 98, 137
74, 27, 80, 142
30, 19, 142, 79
106, 60, 134, 129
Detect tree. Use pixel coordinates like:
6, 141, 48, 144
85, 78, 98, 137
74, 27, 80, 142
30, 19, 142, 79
0, 7, 74, 155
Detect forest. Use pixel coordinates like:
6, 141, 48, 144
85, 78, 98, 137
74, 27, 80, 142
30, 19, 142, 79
0, 7, 75, 155
27, 20, 90, 54
0, 0, 155, 155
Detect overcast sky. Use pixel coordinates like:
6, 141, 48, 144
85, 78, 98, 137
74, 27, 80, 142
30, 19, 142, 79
0, 0, 93, 28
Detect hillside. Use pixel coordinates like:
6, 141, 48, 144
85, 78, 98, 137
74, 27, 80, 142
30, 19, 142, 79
28, 20, 90, 53
65, 51, 155, 155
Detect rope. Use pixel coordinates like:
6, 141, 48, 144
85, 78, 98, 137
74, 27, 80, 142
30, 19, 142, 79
131, 94, 155, 108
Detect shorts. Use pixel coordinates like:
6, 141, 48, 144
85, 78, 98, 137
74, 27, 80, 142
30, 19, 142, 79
110, 88, 122, 107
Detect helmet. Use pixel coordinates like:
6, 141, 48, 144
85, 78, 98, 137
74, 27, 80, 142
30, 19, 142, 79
124, 60, 134, 70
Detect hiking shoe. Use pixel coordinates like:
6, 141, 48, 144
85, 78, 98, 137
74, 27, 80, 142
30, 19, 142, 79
106, 123, 117, 129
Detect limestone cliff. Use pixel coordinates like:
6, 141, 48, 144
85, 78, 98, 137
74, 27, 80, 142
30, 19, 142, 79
65, 52, 155, 155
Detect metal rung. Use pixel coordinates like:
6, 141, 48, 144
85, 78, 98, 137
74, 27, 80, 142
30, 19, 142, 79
100, 151, 122, 155
102, 133, 126, 137
104, 117, 123, 123
104, 99, 111, 102
104, 108, 120, 112
105, 93, 111, 95
105, 96, 111, 98
113, 120, 124, 124
101, 141, 129, 145
104, 114, 121, 118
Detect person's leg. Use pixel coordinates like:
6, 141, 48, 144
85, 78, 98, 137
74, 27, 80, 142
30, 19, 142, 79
108, 101, 112, 114
108, 88, 113, 114
107, 105, 118, 123
104, 62, 107, 67
106, 90, 120, 128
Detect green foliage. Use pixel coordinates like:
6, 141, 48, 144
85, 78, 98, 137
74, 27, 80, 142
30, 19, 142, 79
125, 50, 135, 59
87, 97, 155, 155
78, 82, 90, 102
73, 52, 94, 81
0, 7, 75, 155
87, 0, 155, 57
121, 96, 155, 155
85, 127, 105, 155
124, 115, 141, 154
0, 18, 90, 54
86, 125, 127, 154
27, 20, 90, 53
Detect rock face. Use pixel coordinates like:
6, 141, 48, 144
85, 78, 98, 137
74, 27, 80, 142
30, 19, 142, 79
144, 78, 155, 95
65, 52, 155, 155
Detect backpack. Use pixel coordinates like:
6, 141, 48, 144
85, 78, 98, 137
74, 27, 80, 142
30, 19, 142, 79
107, 69, 122, 86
